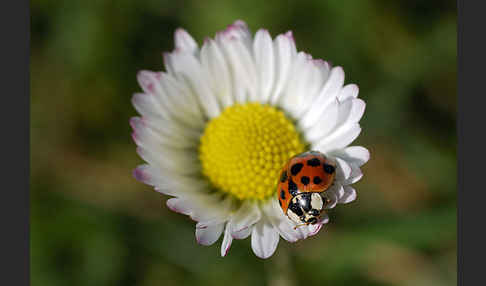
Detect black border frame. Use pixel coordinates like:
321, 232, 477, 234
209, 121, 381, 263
5, 0, 482, 284
3, 0, 30, 285
457, 0, 485, 285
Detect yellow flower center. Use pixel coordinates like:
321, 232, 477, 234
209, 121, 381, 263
199, 103, 306, 201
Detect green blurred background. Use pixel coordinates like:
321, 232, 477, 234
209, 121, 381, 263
30, 0, 456, 285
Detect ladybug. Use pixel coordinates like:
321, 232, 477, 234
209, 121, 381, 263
277, 151, 336, 227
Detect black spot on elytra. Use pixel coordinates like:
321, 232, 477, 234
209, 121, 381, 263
280, 189, 286, 200
280, 170, 288, 183
288, 178, 298, 196
307, 158, 321, 167
290, 163, 304, 176
309, 209, 320, 216
289, 202, 303, 216
323, 164, 335, 174
313, 176, 323, 185
301, 176, 310, 185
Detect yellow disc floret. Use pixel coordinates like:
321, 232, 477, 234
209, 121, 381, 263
199, 103, 306, 201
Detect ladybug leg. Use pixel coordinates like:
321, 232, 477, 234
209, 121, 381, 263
319, 192, 333, 208
293, 222, 310, 230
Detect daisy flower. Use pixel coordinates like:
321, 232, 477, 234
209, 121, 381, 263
131, 20, 369, 259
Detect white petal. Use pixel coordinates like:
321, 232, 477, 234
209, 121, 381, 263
133, 164, 200, 196
303, 99, 339, 144
344, 163, 363, 185
230, 201, 262, 232
294, 59, 332, 118
335, 157, 352, 181
299, 66, 344, 129
216, 20, 252, 48
164, 51, 221, 118
338, 83, 359, 101
200, 39, 234, 108
344, 98, 366, 125
137, 70, 204, 134
192, 195, 233, 223
158, 73, 205, 128
139, 162, 207, 196
168, 194, 229, 222
329, 146, 370, 167
142, 111, 202, 142
323, 185, 341, 209
166, 197, 194, 215
131, 92, 161, 119
283, 53, 328, 118
216, 36, 258, 103
132, 164, 152, 185
251, 218, 280, 259
132, 80, 204, 144
313, 99, 365, 152
174, 28, 198, 54
278, 52, 308, 111
333, 98, 355, 128
133, 112, 199, 146
334, 184, 345, 197
279, 52, 315, 116
167, 193, 231, 224
314, 123, 361, 152
163, 52, 175, 75
262, 200, 298, 242
136, 145, 200, 176
232, 225, 252, 239
196, 223, 224, 246
137, 70, 164, 95
270, 31, 297, 105
253, 29, 275, 103
135, 73, 199, 133
319, 66, 345, 102
221, 222, 233, 257
339, 186, 357, 204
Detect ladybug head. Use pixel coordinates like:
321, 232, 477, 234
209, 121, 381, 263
286, 192, 324, 225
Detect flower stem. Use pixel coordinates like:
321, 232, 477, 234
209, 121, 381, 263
265, 243, 298, 286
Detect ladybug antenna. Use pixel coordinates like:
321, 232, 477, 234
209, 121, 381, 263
293, 223, 309, 230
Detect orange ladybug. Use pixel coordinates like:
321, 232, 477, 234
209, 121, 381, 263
277, 151, 336, 227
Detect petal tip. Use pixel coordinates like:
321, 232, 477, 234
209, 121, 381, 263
128, 117, 139, 129
285, 30, 294, 41
133, 166, 148, 182
232, 19, 248, 28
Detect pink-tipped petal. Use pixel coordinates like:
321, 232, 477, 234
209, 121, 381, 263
137, 70, 162, 95
196, 223, 224, 246
132, 165, 150, 183
221, 223, 233, 257
174, 28, 198, 54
